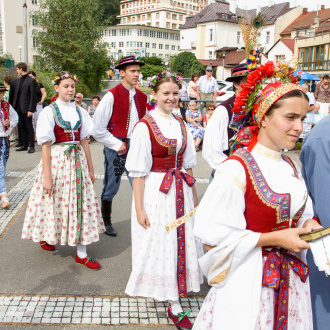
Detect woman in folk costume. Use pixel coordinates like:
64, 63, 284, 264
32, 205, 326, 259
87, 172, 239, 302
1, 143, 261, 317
125, 71, 204, 330
192, 61, 323, 329
22, 72, 104, 270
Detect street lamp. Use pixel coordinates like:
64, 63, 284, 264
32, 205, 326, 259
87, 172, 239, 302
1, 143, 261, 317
18, 46, 22, 62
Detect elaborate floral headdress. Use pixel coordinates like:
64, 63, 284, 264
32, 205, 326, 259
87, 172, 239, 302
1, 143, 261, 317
229, 60, 301, 153
148, 71, 182, 90
52, 73, 77, 85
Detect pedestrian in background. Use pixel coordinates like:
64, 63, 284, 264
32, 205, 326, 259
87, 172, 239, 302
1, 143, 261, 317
74, 93, 88, 111
21, 72, 104, 270
3, 75, 17, 144
27, 71, 47, 142
0, 82, 18, 209
188, 72, 200, 101
9, 62, 37, 153
314, 74, 330, 124
186, 100, 204, 151
197, 66, 218, 113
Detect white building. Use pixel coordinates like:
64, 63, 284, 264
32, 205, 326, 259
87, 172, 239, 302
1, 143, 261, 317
117, 0, 208, 29
267, 39, 295, 64
103, 25, 180, 61
180, 1, 302, 60
0, 0, 40, 64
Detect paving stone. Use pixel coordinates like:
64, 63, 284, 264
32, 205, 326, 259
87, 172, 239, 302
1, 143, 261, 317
51, 318, 61, 323
62, 318, 71, 323
102, 317, 110, 324
111, 317, 120, 324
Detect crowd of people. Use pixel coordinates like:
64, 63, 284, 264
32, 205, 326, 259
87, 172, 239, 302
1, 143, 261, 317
0, 54, 328, 329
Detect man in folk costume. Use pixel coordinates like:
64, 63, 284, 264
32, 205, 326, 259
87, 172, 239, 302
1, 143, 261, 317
202, 63, 254, 182
93, 56, 147, 236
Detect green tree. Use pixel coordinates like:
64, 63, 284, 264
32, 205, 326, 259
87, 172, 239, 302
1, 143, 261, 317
174, 52, 204, 77
140, 64, 165, 79
99, 0, 120, 25
33, 0, 109, 94
142, 56, 163, 66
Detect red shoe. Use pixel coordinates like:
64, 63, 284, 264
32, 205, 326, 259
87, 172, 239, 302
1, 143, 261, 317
75, 255, 101, 270
39, 241, 55, 251
168, 307, 192, 330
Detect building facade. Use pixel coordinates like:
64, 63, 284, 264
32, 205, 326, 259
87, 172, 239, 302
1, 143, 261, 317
267, 39, 295, 64
0, 0, 40, 64
180, 1, 301, 61
117, 0, 208, 29
103, 25, 180, 61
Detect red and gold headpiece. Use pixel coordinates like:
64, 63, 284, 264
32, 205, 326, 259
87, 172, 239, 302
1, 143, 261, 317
230, 60, 301, 153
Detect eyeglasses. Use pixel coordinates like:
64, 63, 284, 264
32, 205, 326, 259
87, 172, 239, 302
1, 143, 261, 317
208, 108, 215, 111
75, 96, 81, 98
206, 70, 212, 72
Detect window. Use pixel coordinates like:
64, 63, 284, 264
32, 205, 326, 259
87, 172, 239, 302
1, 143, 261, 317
32, 15, 37, 26
142, 15, 145, 20
111, 42, 116, 48
175, 34, 179, 40
159, 54, 163, 58
156, 22, 159, 27
209, 29, 213, 42
119, 42, 124, 47
112, 30, 117, 36
177, 46, 180, 51
143, 30, 150, 37
32, 36, 38, 48
159, 44, 163, 49
132, 16, 136, 22
32, 0, 37, 4
152, 53, 156, 56
152, 43, 157, 48
166, 12, 170, 19
157, 31, 162, 38
150, 30, 156, 38
179, 15, 183, 21
172, 14, 177, 20
275, 55, 285, 62
165, 44, 169, 50
156, 13, 159, 19
138, 29, 143, 36
163, 32, 169, 39
123, 18, 126, 23
266, 31, 270, 44
146, 43, 150, 48
146, 53, 150, 57
298, 44, 330, 71
237, 31, 240, 44
222, 14, 228, 19
166, 22, 170, 28
172, 23, 177, 29
171, 45, 175, 50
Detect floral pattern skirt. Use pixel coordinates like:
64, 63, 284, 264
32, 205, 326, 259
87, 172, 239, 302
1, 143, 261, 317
22, 144, 104, 246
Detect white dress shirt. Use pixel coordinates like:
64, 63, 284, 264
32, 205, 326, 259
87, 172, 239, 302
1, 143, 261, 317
0, 104, 18, 137
92, 88, 139, 152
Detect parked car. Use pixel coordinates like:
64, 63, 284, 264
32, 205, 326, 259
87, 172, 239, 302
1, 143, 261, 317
216, 80, 235, 103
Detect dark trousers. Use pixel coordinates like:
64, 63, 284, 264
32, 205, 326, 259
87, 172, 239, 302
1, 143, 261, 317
17, 111, 34, 148
101, 138, 133, 202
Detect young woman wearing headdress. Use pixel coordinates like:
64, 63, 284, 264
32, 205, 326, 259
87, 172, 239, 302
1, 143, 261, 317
21, 72, 104, 270
192, 61, 322, 329
125, 71, 203, 329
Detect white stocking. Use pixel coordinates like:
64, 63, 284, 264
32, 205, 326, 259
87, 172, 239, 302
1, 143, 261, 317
168, 299, 183, 315
76, 244, 87, 259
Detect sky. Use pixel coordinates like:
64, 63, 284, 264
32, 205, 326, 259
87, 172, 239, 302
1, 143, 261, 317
235, 0, 328, 12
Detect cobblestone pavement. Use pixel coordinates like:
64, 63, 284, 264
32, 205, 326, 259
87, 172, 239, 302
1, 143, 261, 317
0, 295, 203, 326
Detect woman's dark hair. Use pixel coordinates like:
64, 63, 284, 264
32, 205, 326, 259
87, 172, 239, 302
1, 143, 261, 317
323, 74, 329, 80
27, 70, 39, 83
152, 76, 179, 93
232, 75, 247, 92
265, 90, 309, 117
190, 73, 198, 82
92, 95, 100, 101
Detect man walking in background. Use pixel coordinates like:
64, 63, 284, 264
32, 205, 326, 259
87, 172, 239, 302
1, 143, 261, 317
9, 62, 36, 154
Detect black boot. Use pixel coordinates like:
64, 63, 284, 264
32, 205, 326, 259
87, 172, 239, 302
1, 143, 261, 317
101, 200, 117, 237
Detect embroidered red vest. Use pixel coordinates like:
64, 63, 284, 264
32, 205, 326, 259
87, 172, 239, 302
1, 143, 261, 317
54, 122, 81, 143
107, 84, 147, 138
51, 103, 82, 143
139, 113, 187, 172
1, 100, 10, 132
228, 148, 306, 233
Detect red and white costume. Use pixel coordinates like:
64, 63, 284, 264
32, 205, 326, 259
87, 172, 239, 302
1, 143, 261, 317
125, 108, 203, 301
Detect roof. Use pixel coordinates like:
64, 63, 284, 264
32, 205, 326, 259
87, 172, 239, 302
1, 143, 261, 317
316, 20, 330, 34
266, 38, 295, 54
281, 8, 330, 35
223, 49, 246, 66
180, 1, 292, 29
